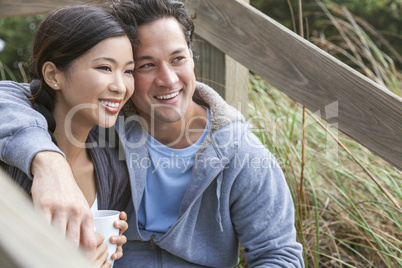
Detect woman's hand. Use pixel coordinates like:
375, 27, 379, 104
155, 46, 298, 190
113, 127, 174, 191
93, 233, 112, 268
110, 211, 128, 261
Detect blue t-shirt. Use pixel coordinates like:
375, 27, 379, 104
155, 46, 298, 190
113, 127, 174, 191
138, 108, 211, 233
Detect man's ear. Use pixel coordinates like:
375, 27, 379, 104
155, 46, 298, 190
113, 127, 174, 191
42, 61, 63, 90
189, 49, 195, 69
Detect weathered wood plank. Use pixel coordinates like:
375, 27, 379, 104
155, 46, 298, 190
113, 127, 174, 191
184, 0, 402, 170
193, 35, 226, 98
0, 170, 93, 267
224, 0, 249, 117
225, 54, 249, 117
0, 0, 100, 17
194, 35, 249, 117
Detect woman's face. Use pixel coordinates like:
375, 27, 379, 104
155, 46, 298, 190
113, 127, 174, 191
54, 36, 135, 130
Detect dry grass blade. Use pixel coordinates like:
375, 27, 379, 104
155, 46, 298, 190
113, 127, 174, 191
311, 0, 401, 95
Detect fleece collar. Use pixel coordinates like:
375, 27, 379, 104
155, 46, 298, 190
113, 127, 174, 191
193, 82, 245, 131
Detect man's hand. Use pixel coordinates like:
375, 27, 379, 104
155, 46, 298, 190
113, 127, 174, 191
30, 151, 97, 257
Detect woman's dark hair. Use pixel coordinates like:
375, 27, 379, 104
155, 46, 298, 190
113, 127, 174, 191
30, 4, 136, 138
108, 0, 194, 50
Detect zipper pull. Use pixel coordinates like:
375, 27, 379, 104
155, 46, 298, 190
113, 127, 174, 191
150, 234, 156, 249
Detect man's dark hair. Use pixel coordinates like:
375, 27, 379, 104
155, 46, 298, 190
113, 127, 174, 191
108, 0, 194, 50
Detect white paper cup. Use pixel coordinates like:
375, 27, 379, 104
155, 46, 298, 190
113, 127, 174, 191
93, 210, 120, 267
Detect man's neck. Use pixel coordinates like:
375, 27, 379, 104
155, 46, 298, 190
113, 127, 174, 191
144, 103, 208, 149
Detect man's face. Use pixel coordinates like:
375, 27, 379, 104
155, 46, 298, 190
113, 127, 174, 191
132, 17, 196, 129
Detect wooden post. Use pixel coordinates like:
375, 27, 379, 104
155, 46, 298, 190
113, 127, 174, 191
193, 0, 250, 118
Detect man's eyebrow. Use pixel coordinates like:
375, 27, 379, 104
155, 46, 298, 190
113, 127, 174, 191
135, 55, 153, 61
136, 48, 188, 61
171, 48, 185, 55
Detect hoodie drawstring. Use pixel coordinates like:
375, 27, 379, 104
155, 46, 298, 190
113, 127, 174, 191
212, 140, 225, 232
215, 172, 224, 232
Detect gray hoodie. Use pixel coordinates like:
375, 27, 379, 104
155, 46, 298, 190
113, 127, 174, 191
0, 81, 304, 267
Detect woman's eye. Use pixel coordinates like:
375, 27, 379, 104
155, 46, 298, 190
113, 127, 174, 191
97, 66, 112, 72
125, 69, 134, 75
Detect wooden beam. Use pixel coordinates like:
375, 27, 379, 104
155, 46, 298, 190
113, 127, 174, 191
0, 170, 93, 267
184, 0, 402, 170
0, 0, 101, 17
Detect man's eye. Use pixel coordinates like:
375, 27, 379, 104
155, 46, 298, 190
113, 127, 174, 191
137, 63, 154, 69
173, 56, 184, 62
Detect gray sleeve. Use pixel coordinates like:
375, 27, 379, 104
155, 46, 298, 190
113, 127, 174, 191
0, 81, 63, 178
230, 132, 304, 267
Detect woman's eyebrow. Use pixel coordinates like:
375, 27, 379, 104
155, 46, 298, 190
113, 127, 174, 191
93, 58, 135, 65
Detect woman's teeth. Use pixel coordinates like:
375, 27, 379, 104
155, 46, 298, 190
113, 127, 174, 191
99, 100, 119, 108
156, 91, 179, 100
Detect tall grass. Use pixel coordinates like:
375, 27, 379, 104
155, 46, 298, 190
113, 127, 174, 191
237, 1, 401, 267
0, 60, 17, 81
0, 59, 27, 82
310, 0, 401, 96
247, 76, 401, 267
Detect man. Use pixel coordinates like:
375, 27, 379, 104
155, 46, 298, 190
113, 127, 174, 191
0, 0, 303, 266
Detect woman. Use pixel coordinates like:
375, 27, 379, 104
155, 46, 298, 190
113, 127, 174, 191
0, 4, 135, 267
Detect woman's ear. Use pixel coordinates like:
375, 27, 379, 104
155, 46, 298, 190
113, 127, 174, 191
42, 61, 62, 90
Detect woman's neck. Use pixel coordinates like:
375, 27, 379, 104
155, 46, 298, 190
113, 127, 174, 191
53, 125, 91, 165
52, 114, 96, 207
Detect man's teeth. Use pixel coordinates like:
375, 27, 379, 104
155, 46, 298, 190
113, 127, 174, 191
156, 91, 179, 100
99, 100, 119, 108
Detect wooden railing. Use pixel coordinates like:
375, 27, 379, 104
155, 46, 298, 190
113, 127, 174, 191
0, 0, 401, 264
1, 0, 400, 170
0, 170, 93, 267
184, 0, 402, 171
